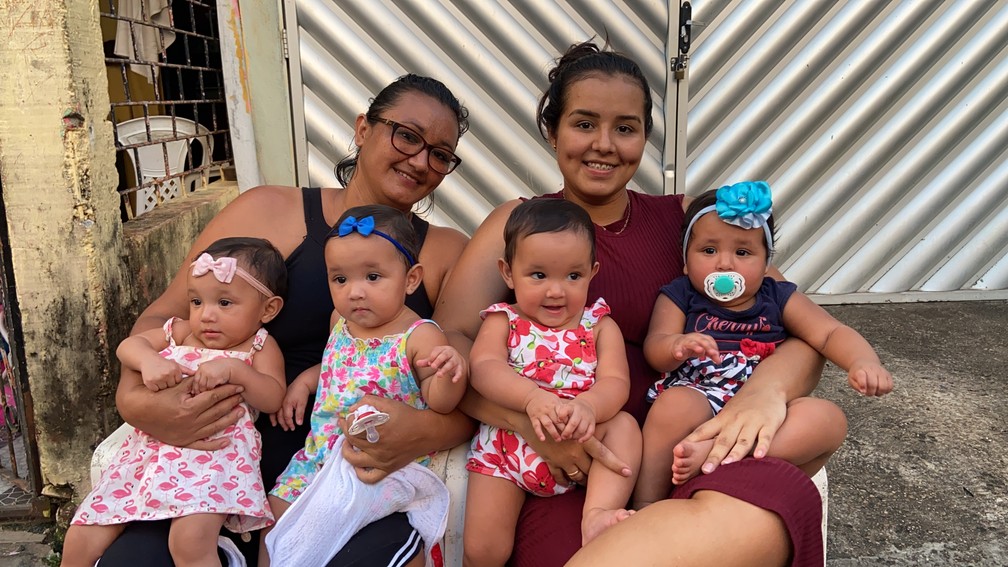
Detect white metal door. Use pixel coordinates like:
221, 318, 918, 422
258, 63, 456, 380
284, 0, 1008, 300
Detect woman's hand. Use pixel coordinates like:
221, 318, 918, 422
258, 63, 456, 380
338, 395, 449, 483
179, 388, 246, 451
118, 360, 245, 450
680, 384, 786, 475
682, 336, 823, 474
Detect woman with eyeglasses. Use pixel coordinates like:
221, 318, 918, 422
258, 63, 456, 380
103, 74, 475, 567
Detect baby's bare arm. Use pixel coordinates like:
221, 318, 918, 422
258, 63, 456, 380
411, 323, 468, 413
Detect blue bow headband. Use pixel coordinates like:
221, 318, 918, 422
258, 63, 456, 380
682, 181, 775, 265
331, 215, 416, 265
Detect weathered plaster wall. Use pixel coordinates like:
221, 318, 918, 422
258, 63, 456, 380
123, 183, 238, 314
0, 0, 238, 498
0, 0, 127, 492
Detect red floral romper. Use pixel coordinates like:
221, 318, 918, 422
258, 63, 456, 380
466, 299, 609, 496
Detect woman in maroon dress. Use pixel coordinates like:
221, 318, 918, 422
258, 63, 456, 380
436, 41, 825, 566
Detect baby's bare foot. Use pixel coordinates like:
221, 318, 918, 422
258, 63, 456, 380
672, 438, 716, 485
581, 507, 634, 545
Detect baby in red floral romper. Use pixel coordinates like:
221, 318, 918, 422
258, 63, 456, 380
463, 199, 642, 565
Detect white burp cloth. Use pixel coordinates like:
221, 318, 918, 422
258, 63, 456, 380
265, 436, 449, 566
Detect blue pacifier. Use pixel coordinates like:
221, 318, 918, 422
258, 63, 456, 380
704, 271, 745, 302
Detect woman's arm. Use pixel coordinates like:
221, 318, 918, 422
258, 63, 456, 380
421, 224, 470, 308
433, 200, 519, 353
461, 384, 630, 483
115, 373, 245, 449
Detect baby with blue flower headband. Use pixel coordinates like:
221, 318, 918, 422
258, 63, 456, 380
260, 204, 467, 565
633, 181, 893, 510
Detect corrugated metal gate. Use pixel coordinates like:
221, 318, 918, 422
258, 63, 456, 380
283, 0, 668, 233
284, 0, 1008, 301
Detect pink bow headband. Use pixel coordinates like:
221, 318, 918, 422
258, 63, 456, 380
191, 253, 275, 297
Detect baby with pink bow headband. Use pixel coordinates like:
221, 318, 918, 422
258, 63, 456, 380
63, 237, 289, 567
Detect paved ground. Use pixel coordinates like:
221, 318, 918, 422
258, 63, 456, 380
0, 300, 1005, 566
819, 300, 1007, 565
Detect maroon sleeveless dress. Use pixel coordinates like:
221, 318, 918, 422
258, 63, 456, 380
508, 190, 823, 567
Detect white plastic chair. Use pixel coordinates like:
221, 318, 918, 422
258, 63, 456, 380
115, 116, 213, 216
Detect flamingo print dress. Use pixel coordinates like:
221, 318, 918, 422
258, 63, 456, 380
71, 318, 273, 534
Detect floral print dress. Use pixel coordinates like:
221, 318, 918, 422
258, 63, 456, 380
72, 318, 273, 534
270, 317, 431, 503
466, 298, 609, 496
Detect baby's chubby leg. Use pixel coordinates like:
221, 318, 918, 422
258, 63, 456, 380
634, 387, 712, 508
168, 513, 226, 567
582, 411, 641, 545
60, 523, 127, 567
764, 397, 848, 476
462, 473, 526, 567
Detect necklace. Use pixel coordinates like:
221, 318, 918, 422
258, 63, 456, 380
562, 189, 633, 235
601, 195, 632, 234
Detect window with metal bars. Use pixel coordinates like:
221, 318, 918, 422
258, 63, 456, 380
100, 0, 232, 220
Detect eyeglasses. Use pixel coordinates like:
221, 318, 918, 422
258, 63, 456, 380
373, 117, 462, 175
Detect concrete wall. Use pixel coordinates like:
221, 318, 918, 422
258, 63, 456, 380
0, 0, 237, 498
0, 0, 126, 495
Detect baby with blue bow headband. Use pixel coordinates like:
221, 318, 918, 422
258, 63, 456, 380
633, 181, 893, 509
261, 204, 467, 564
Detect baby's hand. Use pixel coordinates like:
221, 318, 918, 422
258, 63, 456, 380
672, 333, 721, 363
848, 362, 893, 396
555, 398, 597, 442
524, 389, 564, 442
271, 380, 312, 431
140, 356, 192, 392
416, 345, 467, 384
190, 358, 236, 394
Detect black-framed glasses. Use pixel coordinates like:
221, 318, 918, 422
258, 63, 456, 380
373, 117, 462, 175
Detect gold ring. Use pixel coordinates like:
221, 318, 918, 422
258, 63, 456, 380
566, 468, 582, 477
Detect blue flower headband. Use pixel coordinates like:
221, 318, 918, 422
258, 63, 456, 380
682, 181, 775, 265
330, 215, 416, 265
